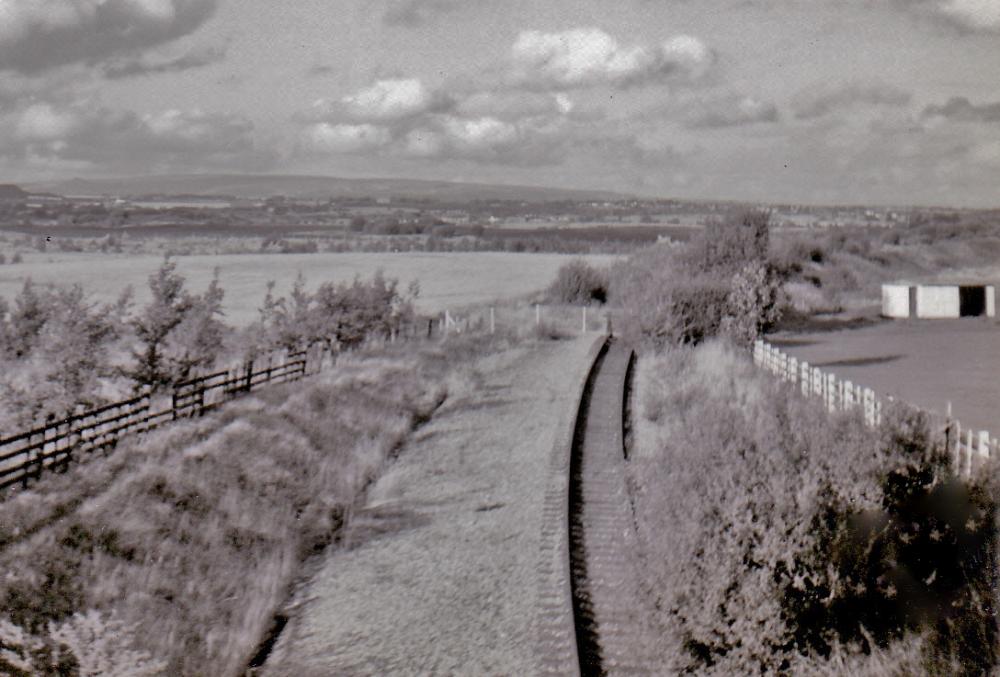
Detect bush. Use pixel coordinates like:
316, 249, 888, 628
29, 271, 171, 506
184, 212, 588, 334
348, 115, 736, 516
0, 352, 450, 675
128, 258, 225, 389
256, 271, 416, 354
613, 210, 782, 349
632, 344, 1000, 674
548, 259, 609, 305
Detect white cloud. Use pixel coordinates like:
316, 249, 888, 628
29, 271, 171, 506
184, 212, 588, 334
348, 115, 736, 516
341, 78, 435, 120
0, 0, 219, 73
509, 27, 714, 90
2, 100, 269, 171
15, 103, 79, 140
304, 122, 393, 153
688, 95, 779, 128
935, 0, 1000, 30
792, 83, 913, 120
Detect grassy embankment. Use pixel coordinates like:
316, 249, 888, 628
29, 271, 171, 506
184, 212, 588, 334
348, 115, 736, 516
630, 342, 998, 675
770, 218, 1000, 318
0, 335, 505, 675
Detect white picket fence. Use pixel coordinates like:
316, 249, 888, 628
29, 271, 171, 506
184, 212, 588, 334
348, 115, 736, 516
753, 340, 998, 478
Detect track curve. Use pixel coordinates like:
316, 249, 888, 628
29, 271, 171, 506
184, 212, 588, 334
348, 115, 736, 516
568, 339, 655, 676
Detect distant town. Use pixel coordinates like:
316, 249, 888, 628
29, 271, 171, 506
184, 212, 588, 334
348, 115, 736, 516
2, 179, 992, 235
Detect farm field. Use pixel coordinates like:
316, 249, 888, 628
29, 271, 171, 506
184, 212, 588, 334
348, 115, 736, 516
0, 251, 617, 326
769, 318, 1000, 433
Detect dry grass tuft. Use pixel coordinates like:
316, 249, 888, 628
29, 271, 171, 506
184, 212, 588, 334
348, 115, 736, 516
0, 342, 462, 675
630, 341, 998, 675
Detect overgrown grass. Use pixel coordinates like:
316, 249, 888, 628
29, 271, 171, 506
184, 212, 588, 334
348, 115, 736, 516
0, 338, 497, 675
630, 341, 998, 675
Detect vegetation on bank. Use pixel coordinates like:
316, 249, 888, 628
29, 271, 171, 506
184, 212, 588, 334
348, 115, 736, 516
631, 342, 998, 675
0, 335, 501, 675
0, 259, 415, 431
612, 208, 784, 348
614, 208, 999, 673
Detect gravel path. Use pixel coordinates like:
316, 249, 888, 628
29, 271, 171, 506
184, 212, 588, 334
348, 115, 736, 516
261, 335, 601, 676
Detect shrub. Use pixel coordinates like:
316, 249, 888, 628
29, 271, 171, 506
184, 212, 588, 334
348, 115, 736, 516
632, 344, 1000, 675
548, 259, 609, 305
256, 271, 416, 354
0, 346, 452, 675
128, 258, 225, 388
612, 223, 782, 349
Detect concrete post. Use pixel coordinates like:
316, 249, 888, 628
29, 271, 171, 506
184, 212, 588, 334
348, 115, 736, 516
979, 430, 991, 458
582, 306, 587, 333
801, 362, 810, 396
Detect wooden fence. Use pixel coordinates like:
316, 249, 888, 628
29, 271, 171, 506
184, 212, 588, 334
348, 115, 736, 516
0, 303, 604, 492
754, 340, 998, 478
0, 345, 328, 491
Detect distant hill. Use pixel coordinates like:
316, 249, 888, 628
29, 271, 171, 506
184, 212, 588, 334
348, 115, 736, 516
24, 174, 630, 203
0, 184, 29, 199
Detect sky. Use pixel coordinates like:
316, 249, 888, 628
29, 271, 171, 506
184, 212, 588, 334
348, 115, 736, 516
0, 0, 999, 207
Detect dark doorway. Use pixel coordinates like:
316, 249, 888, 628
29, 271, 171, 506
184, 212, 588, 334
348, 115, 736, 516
908, 286, 917, 317
959, 286, 986, 316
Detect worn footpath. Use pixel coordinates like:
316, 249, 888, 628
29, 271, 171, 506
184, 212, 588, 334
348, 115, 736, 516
261, 335, 600, 676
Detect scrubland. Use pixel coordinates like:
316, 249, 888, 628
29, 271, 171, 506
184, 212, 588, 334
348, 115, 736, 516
612, 209, 1000, 675
630, 342, 997, 675
0, 336, 510, 675
770, 218, 1000, 317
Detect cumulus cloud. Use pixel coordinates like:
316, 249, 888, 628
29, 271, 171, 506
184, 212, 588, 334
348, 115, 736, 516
101, 43, 225, 79
298, 77, 585, 165
308, 78, 451, 123
792, 83, 912, 120
688, 96, 779, 129
508, 27, 714, 90
894, 0, 1000, 32
305, 122, 393, 154
0, 0, 219, 73
923, 96, 1000, 122
2, 101, 271, 170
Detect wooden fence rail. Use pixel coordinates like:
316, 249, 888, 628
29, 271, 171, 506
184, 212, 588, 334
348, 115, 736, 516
753, 340, 998, 478
0, 346, 326, 492
0, 304, 600, 493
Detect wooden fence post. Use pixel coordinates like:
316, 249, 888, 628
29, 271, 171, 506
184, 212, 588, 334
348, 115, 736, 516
535, 304, 540, 327
490, 307, 496, 335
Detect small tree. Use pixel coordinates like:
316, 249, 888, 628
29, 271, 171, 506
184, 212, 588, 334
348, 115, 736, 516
128, 260, 225, 388
548, 259, 609, 304
720, 261, 784, 346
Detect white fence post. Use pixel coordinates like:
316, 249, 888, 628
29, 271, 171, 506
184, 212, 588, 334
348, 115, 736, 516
582, 306, 587, 333
966, 429, 974, 478
800, 362, 810, 396
979, 430, 991, 458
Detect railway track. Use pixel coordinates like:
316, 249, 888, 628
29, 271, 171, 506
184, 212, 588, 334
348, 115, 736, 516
566, 337, 654, 676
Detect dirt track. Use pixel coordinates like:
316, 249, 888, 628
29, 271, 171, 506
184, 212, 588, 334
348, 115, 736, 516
261, 335, 600, 676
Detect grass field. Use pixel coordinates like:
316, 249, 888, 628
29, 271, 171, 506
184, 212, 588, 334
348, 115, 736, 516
769, 318, 1000, 433
0, 251, 618, 326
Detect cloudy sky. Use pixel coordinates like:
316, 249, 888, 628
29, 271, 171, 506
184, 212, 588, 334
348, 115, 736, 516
1, 0, 999, 207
